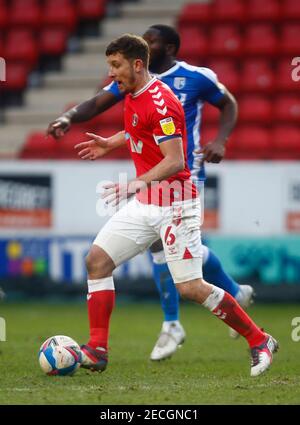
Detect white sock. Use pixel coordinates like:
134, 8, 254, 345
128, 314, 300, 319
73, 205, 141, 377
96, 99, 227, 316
202, 286, 225, 311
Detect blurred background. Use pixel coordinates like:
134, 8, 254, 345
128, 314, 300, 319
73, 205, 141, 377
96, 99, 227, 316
0, 0, 300, 302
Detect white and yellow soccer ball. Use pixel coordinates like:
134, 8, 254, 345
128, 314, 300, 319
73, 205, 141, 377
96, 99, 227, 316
38, 335, 81, 376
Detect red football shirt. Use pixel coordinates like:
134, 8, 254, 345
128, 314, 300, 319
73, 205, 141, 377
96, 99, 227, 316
124, 77, 198, 206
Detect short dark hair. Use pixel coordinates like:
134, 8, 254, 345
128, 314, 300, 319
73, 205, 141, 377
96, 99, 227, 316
106, 34, 149, 67
149, 25, 181, 54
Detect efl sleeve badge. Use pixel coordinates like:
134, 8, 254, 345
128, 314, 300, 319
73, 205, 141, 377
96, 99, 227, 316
159, 117, 176, 135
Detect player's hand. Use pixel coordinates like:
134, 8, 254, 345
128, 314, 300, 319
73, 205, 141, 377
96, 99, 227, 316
74, 133, 110, 160
200, 141, 226, 163
47, 116, 71, 139
101, 180, 146, 207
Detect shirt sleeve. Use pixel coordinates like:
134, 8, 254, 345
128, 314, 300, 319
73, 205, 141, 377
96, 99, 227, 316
102, 81, 125, 100
151, 100, 184, 145
195, 67, 226, 105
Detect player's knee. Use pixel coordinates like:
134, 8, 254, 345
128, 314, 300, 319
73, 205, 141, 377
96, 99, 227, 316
176, 283, 192, 300
85, 245, 113, 277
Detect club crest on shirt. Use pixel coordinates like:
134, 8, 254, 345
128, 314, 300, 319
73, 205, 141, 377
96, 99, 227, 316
132, 113, 138, 127
160, 117, 175, 135
174, 77, 186, 90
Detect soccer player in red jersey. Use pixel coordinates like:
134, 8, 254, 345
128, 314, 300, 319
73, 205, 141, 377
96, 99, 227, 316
77, 34, 278, 377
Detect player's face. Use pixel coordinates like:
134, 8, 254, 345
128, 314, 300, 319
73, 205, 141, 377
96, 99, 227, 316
107, 52, 136, 93
143, 29, 167, 69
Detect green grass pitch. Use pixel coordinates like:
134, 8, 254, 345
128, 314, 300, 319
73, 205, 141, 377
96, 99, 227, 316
0, 301, 299, 405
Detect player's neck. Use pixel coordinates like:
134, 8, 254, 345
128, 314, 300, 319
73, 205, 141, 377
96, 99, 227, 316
150, 57, 176, 75
132, 71, 153, 94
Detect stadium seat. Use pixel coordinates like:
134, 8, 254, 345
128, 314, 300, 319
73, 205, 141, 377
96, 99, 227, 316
206, 59, 240, 93
247, 0, 280, 22
4, 30, 38, 71
276, 59, 300, 92
274, 96, 300, 123
209, 25, 242, 57
20, 132, 59, 159
282, 0, 300, 20
77, 0, 106, 20
244, 24, 278, 56
271, 125, 300, 159
84, 101, 124, 132
39, 28, 68, 56
238, 95, 272, 124
43, 0, 77, 33
280, 24, 300, 56
9, 0, 41, 31
4, 62, 29, 91
0, 1, 8, 31
177, 28, 208, 64
212, 0, 245, 23
177, 2, 211, 28
240, 60, 275, 94
231, 126, 272, 159
202, 104, 219, 124
201, 124, 236, 159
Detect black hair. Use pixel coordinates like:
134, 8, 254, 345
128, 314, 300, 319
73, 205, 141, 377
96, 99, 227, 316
149, 24, 181, 54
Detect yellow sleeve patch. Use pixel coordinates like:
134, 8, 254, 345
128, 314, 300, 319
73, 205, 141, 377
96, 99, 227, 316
159, 117, 176, 135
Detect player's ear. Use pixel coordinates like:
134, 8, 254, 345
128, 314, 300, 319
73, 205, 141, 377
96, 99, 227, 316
134, 59, 144, 72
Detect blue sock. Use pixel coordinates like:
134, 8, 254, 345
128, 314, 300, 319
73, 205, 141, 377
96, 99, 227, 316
152, 262, 179, 322
203, 249, 240, 297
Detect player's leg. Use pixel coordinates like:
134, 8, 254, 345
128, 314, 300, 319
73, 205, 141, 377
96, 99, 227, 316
81, 199, 159, 372
201, 244, 254, 338
174, 275, 278, 377
161, 200, 278, 377
149, 239, 185, 361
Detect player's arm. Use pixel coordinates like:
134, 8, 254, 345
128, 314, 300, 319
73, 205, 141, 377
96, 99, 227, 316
47, 89, 121, 139
203, 84, 238, 163
74, 130, 126, 160
101, 136, 185, 206
136, 137, 185, 185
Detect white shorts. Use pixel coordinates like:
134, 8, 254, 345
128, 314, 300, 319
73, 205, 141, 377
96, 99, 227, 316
93, 197, 203, 283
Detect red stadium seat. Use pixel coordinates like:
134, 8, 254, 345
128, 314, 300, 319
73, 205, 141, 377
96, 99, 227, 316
210, 25, 242, 57
273, 96, 300, 123
43, 0, 77, 33
212, 0, 245, 23
177, 3, 211, 28
280, 24, 300, 56
231, 126, 272, 159
77, 0, 106, 20
4, 62, 29, 91
0, 1, 8, 31
247, 0, 280, 22
241, 60, 275, 94
276, 59, 300, 92
39, 28, 68, 56
84, 101, 124, 132
202, 104, 219, 124
282, 0, 300, 20
206, 59, 240, 93
20, 132, 59, 159
4, 30, 38, 71
177, 28, 208, 64
271, 125, 300, 159
9, 0, 41, 31
238, 96, 272, 124
244, 24, 278, 56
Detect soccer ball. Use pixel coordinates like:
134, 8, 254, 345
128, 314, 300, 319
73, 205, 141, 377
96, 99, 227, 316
38, 335, 81, 376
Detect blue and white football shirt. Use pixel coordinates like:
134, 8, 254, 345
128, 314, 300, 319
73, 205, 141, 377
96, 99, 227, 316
104, 61, 225, 181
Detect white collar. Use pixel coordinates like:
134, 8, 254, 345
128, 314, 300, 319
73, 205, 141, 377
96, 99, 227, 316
131, 77, 157, 98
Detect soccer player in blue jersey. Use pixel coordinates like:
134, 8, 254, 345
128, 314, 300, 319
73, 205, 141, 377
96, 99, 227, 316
47, 25, 254, 362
